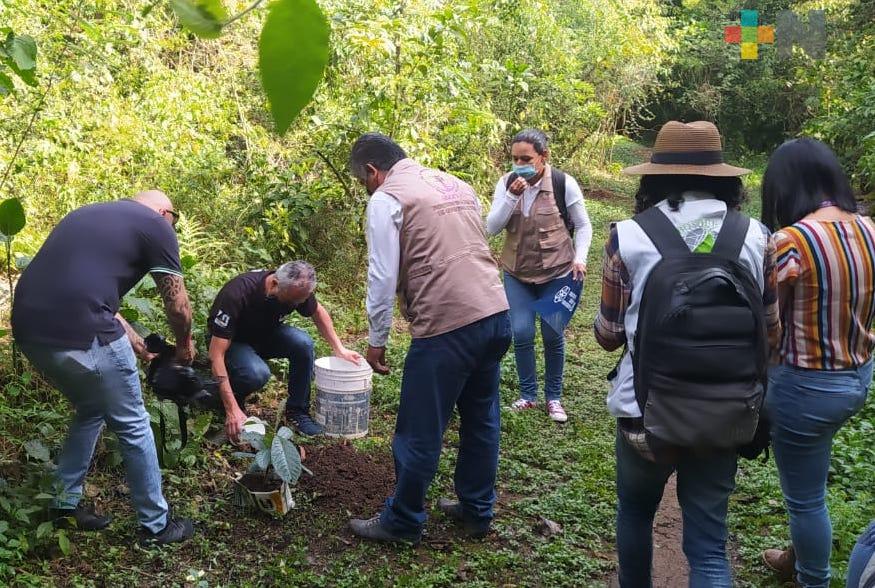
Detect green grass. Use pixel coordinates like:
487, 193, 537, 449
7, 144, 875, 587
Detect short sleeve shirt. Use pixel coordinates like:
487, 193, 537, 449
12, 200, 182, 349
208, 270, 317, 345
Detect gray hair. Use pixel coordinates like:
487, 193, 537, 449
276, 261, 317, 294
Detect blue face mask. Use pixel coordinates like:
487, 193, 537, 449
512, 163, 537, 179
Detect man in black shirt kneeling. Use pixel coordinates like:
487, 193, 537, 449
208, 261, 362, 440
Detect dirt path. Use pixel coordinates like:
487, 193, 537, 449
609, 474, 688, 587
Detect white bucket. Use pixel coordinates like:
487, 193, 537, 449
313, 356, 373, 439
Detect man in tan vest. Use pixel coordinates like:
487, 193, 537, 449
347, 133, 511, 544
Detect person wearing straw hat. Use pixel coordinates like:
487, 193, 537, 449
593, 121, 780, 586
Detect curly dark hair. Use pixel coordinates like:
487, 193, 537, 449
633, 175, 747, 214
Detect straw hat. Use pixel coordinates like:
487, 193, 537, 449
621, 121, 751, 177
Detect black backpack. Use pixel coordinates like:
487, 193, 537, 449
144, 334, 221, 450
631, 207, 768, 454
505, 168, 574, 236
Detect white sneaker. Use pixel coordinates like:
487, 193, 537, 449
547, 400, 568, 423
510, 398, 538, 411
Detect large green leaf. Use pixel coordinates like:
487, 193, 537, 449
0, 72, 13, 97
270, 435, 302, 484
258, 0, 330, 135
170, 0, 228, 39
255, 448, 270, 471
0, 198, 25, 238
5, 34, 36, 71
23, 439, 49, 462
240, 430, 266, 451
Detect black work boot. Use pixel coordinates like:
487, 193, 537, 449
50, 504, 113, 531
349, 515, 420, 545
138, 516, 194, 547
437, 498, 491, 538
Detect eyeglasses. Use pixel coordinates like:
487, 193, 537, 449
164, 209, 180, 227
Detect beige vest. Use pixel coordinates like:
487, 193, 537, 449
379, 159, 509, 339
499, 165, 575, 284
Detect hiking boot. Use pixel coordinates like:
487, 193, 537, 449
349, 515, 420, 545
286, 411, 324, 437
510, 398, 538, 412
763, 547, 796, 582
437, 498, 491, 538
138, 516, 194, 547
547, 400, 568, 423
50, 505, 113, 531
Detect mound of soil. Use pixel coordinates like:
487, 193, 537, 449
298, 443, 395, 516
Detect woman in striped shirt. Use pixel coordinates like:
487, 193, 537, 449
761, 138, 875, 588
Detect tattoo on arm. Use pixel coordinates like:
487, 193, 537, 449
153, 273, 193, 343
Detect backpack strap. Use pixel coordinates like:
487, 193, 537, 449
505, 169, 574, 236
551, 169, 573, 236
711, 209, 750, 261
632, 206, 690, 257
177, 403, 189, 448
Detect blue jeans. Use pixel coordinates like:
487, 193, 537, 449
847, 520, 875, 588
503, 272, 566, 401
380, 312, 511, 539
615, 431, 738, 587
19, 336, 168, 533
765, 361, 872, 588
223, 325, 315, 413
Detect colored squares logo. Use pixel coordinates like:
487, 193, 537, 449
724, 9, 775, 60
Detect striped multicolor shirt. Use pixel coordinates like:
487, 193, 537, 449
773, 216, 875, 370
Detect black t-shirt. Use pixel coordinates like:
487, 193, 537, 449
208, 270, 317, 345
12, 200, 182, 349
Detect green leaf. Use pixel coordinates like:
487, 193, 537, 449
276, 426, 293, 441
119, 307, 139, 322
57, 529, 70, 555
0, 72, 13, 97
258, 0, 330, 135
170, 0, 228, 39
255, 448, 270, 471
36, 521, 53, 539
23, 439, 49, 462
5, 34, 36, 71
231, 451, 255, 459
6, 61, 36, 87
181, 254, 197, 271
34, 493, 53, 501
240, 431, 266, 451
0, 520, 8, 534
0, 198, 25, 238
270, 435, 302, 484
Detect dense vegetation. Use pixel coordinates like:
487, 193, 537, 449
0, 1, 872, 586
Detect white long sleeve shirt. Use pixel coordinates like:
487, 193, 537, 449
365, 192, 484, 347
485, 173, 593, 265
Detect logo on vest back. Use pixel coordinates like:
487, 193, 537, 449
420, 169, 469, 202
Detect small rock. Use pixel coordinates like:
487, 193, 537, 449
537, 516, 562, 537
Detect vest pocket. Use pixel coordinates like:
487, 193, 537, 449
538, 226, 573, 269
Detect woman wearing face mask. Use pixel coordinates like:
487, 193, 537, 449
486, 128, 593, 422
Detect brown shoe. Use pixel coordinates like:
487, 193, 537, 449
763, 547, 796, 582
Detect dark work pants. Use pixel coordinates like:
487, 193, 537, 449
223, 325, 315, 413
379, 312, 512, 539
